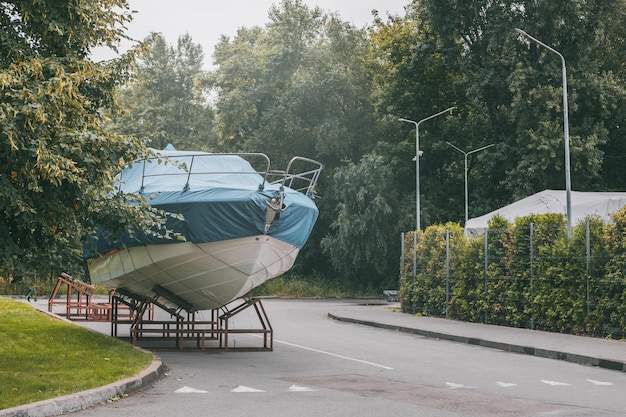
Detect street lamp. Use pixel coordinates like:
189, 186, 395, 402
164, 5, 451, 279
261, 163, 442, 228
515, 28, 572, 239
399, 106, 456, 232
446, 142, 495, 225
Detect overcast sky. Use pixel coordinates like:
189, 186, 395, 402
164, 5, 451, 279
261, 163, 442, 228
92, 0, 409, 69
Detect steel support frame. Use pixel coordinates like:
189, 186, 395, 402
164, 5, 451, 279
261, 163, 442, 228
110, 290, 273, 352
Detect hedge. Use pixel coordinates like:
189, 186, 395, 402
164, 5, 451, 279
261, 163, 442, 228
399, 208, 626, 339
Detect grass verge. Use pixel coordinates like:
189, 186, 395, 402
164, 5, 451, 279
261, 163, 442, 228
251, 275, 384, 298
0, 297, 153, 410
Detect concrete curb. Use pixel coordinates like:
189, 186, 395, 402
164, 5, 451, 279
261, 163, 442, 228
328, 313, 626, 373
0, 354, 165, 417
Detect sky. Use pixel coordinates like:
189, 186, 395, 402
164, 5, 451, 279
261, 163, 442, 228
92, 0, 409, 69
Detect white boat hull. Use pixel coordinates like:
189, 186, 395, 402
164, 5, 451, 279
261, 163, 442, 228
87, 236, 299, 311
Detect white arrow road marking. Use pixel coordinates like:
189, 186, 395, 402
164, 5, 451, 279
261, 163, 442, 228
541, 380, 571, 386
587, 379, 614, 386
288, 384, 317, 392
496, 381, 517, 388
231, 385, 265, 393
446, 382, 476, 389
175, 386, 208, 393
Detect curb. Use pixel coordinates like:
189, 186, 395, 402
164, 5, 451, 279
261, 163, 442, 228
328, 313, 626, 373
0, 355, 165, 417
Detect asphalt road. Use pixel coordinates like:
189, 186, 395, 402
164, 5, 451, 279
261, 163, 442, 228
68, 299, 626, 417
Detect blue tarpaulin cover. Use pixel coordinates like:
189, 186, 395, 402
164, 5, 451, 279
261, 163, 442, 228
88, 147, 319, 257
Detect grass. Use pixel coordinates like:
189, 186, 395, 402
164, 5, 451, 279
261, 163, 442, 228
0, 276, 111, 297
0, 297, 153, 410
251, 275, 384, 298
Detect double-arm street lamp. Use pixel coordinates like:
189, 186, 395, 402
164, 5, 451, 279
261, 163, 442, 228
399, 106, 456, 233
515, 28, 572, 239
446, 142, 495, 225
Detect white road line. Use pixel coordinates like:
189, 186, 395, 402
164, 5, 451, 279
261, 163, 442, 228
446, 382, 477, 389
273, 338, 394, 370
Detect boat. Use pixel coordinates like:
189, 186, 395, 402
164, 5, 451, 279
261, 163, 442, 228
85, 145, 323, 311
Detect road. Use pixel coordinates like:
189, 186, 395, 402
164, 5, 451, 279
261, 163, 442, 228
69, 299, 626, 417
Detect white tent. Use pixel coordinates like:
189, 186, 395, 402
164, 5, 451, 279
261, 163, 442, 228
464, 189, 626, 237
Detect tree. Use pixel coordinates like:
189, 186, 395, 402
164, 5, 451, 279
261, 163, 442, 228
372, 0, 626, 230
419, 0, 626, 201
0, 1, 165, 283
210, 1, 324, 161
369, 7, 475, 228
211, 0, 380, 166
320, 153, 401, 287
113, 33, 215, 151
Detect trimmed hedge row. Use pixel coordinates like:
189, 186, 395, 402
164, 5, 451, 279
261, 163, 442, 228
400, 208, 626, 339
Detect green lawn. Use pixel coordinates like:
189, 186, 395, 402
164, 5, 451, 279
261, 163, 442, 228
0, 297, 153, 410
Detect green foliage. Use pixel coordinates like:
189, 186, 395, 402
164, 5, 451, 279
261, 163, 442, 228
402, 223, 465, 316
2, 0, 626, 301
373, 0, 626, 226
320, 153, 400, 285
0, 1, 173, 281
602, 208, 626, 335
112, 33, 215, 151
204, 0, 626, 293
449, 233, 488, 322
400, 211, 626, 338
251, 272, 379, 298
211, 0, 380, 166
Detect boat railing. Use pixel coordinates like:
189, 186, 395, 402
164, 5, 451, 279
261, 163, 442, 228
129, 153, 322, 197
132, 153, 271, 192
180, 153, 272, 192
269, 156, 324, 197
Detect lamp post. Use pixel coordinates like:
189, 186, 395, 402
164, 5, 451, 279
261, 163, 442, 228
515, 28, 572, 239
399, 106, 456, 233
446, 142, 495, 225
